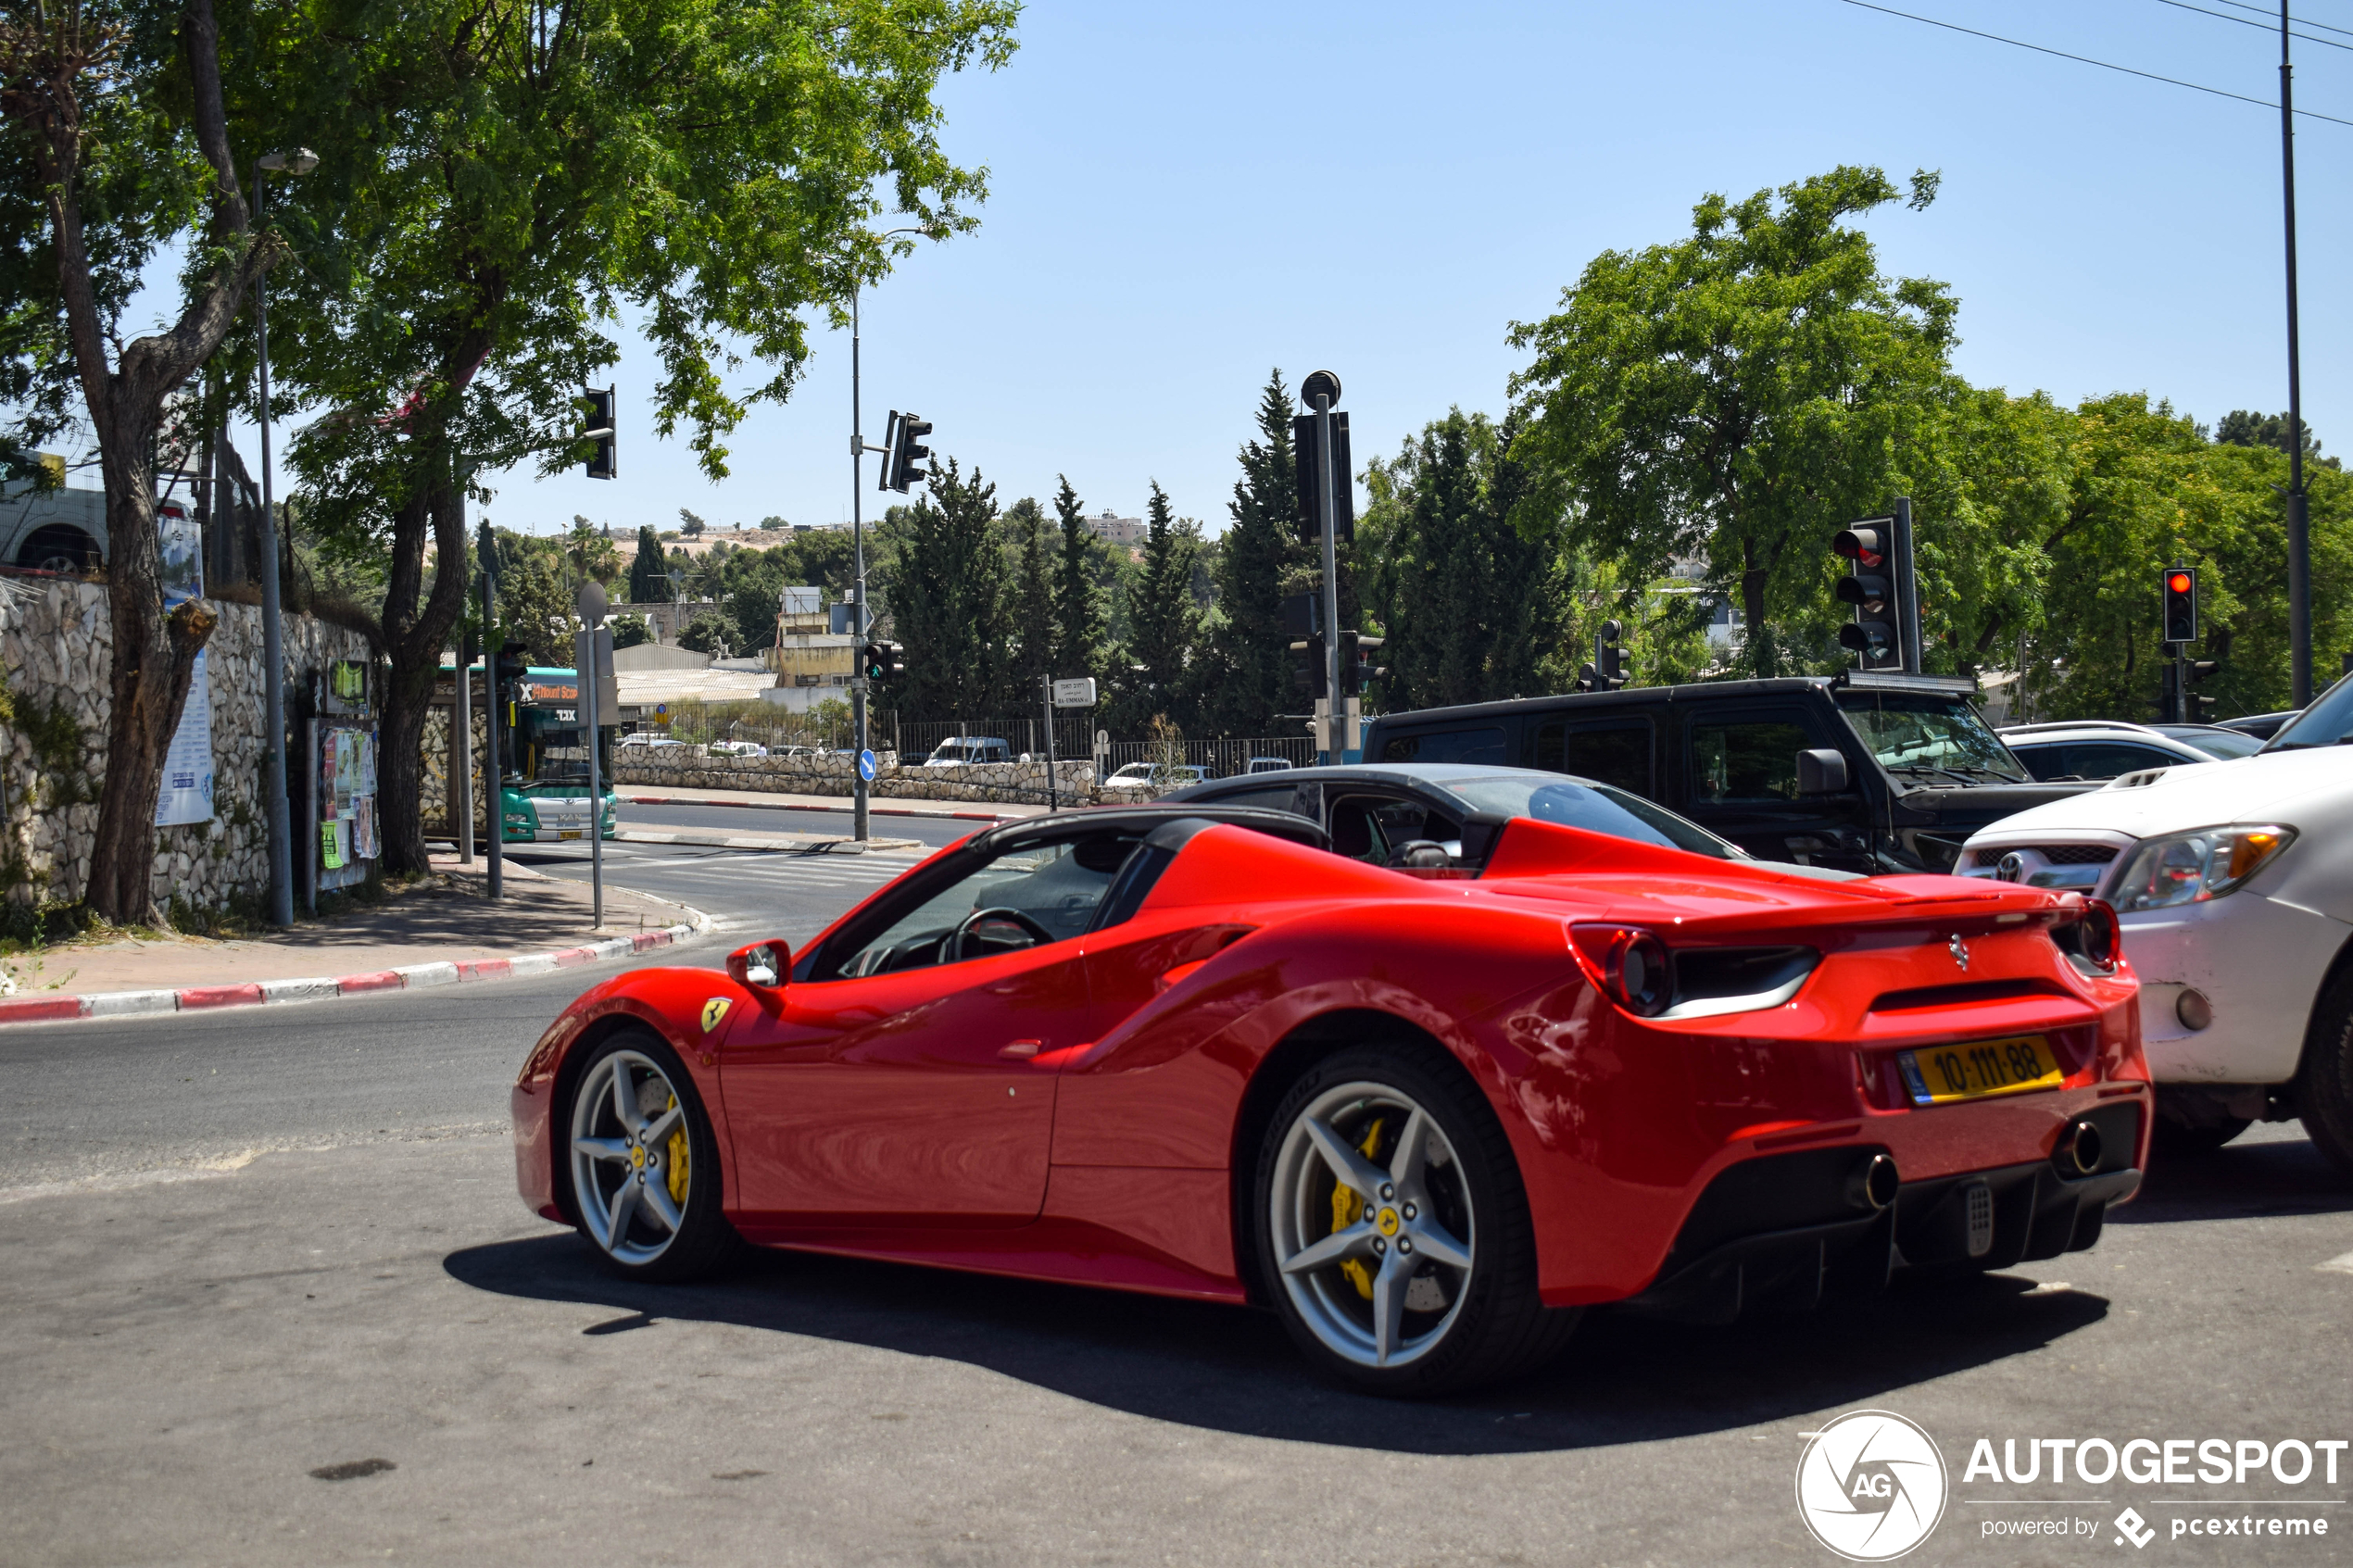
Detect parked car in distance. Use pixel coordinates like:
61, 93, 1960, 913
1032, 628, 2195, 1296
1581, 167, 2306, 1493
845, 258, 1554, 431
708, 740, 768, 758
1997, 721, 2258, 782
618, 733, 686, 750
1104, 760, 1213, 787
2222, 710, 2301, 741
1961, 671, 2353, 1166
1245, 757, 1294, 773
1362, 671, 2092, 874
924, 736, 1014, 767
0, 479, 108, 573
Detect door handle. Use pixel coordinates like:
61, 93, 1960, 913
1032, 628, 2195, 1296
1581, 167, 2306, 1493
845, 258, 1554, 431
998, 1039, 1043, 1059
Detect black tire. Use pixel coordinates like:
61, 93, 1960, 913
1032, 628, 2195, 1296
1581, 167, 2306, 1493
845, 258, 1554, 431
562, 1029, 736, 1281
2298, 968, 2353, 1179
1252, 1041, 1579, 1397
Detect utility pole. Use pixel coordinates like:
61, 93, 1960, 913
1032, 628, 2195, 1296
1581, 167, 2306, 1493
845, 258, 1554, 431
1301, 370, 1346, 761
251, 152, 317, 926
480, 521, 503, 899
2280, 2, 2312, 706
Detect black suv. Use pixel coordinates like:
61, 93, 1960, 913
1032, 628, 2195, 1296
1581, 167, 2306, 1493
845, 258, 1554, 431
1358, 671, 2091, 874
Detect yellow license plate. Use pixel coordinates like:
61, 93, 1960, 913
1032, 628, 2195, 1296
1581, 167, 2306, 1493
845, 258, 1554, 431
1898, 1035, 2062, 1106
558, 830, 582, 840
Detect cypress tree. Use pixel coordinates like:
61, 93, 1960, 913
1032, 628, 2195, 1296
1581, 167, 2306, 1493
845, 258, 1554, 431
628, 524, 670, 602
887, 458, 1010, 721
1201, 369, 1305, 734
1051, 474, 1106, 685
1125, 480, 1199, 724
1006, 496, 1055, 695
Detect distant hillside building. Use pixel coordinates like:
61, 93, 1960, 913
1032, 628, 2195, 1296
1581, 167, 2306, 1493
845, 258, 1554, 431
1087, 509, 1144, 546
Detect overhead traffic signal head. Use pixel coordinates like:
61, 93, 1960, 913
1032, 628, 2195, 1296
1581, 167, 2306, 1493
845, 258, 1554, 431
1834, 516, 1904, 669
1596, 619, 1630, 691
879, 411, 934, 494
1338, 631, 1384, 697
2185, 655, 2221, 722
2162, 567, 2199, 644
493, 639, 531, 689
582, 386, 617, 480
862, 638, 903, 693
1290, 412, 1355, 545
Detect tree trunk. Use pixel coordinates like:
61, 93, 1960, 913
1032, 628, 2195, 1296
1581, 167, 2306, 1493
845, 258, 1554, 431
376, 448, 475, 875
1740, 557, 1772, 677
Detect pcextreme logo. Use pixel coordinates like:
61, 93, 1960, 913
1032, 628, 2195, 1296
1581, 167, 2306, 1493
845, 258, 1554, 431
1796, 1410, 1951, 1562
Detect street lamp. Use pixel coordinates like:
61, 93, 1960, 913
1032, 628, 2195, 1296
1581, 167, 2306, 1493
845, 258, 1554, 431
847, 224, 930, 843
252, 146, 317, 926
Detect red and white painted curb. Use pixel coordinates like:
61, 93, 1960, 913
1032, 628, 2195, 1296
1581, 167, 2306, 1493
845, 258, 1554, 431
0, 920, 700, 1028
623, 794, 1020, 824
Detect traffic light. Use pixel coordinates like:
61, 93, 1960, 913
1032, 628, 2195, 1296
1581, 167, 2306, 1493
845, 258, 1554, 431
582, 387, 616, 480
1338, 632, 1385, 697
1834, 519, 1903, 669
2161, 566, 2198, 644
1596, 619, 1630, 691
879, 411, 934, 494
1290, 633, 1327, 700
862, 638, 903, 696
1290, 412, 1355, 544
2185, 655, 2221, 722
493, 639, 531, 690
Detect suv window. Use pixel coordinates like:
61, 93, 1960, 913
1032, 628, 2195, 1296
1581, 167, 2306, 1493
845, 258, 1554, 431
1378, 727, 1505, 765
1329, 793, 1462, 864
1690, 720, 1810, 803
2057, 741, 2185, 780
1529, 718, 1651, 794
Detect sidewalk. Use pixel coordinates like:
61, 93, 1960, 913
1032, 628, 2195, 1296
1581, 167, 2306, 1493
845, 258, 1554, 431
0, 853, 707, 1025
618, 784, 1049, 822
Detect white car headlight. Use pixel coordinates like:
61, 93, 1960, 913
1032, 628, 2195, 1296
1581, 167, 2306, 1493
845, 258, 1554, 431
2108, 824, 2297, 912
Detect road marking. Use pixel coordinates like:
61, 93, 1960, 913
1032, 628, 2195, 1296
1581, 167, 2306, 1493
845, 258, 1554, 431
2319, 1250, 2353, 1275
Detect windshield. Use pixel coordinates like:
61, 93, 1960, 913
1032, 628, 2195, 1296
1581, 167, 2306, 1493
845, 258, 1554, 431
2168, 728, 2264, 759
1441, 776, 1740, 859
2261, 672, 2353, 752
1834, 693, 2026, 782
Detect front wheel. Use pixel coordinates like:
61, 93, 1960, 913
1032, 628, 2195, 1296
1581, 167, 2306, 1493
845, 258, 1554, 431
2298, 970, 2353, 1180
565, 1031, 736, 1279
1253, 1043, 1577, 1396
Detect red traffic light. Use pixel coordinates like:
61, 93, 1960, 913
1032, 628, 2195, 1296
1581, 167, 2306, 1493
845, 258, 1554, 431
2167, 571, 2193, 594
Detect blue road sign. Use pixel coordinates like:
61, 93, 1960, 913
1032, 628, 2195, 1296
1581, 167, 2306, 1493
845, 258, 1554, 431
857, 748, 877, 783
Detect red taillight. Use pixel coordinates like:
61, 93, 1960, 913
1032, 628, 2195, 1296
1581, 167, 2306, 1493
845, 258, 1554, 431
1568, 923, 1675, 1017
2079, 898, 2120, 972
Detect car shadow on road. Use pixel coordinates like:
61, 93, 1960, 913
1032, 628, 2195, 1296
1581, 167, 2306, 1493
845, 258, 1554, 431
446, 1233, 2105, 1456
2110, 1127, 2352, 1225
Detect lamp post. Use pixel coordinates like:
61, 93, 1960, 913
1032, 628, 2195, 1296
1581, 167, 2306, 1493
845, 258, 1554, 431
848, 225, 929, 844
2279, 2, 2312, 706
252, 147, 317, 927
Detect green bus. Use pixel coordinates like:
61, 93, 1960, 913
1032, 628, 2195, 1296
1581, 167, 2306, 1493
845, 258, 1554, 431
500, 666, 619, 843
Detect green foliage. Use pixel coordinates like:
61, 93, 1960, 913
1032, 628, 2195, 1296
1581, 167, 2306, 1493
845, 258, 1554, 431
609, 613, 653, 650
1197, 370, 1308, 735
887, 458, 1011, 719
486, 530, 577, 664
1050, 475, 1107, 689
1509, 164, 1957, 676
566, 518, 623, 590
1006, 496, 1054, 692
627, 526, 671, 603
678, 609, 730, 656
1362, 408, 1558, 710
1117, 481, 1199, 727
2214, 409, 2338, 471
679, 508, 709, 538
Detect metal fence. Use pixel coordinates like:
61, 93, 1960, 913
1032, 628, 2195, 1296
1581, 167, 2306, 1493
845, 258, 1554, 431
1100, 734, 1317, 780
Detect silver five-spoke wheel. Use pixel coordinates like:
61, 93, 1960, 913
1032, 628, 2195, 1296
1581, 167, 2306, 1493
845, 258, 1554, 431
570, 1047, 693, 1267
1269, 1080, 1477, 1369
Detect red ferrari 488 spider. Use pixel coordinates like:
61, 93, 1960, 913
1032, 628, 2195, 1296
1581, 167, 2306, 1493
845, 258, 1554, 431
512, 799, 2148, 1395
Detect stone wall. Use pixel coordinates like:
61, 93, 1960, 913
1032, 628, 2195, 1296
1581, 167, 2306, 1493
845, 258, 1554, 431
0, 576, 371, 911
610, 748, 1100, 806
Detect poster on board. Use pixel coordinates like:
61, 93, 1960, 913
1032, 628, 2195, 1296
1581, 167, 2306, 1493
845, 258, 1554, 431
153, 505, 214, 827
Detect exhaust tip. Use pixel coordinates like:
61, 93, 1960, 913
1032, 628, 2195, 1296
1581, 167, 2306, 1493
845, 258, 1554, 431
2059, 1118, 2104, 1176
1847, 1151, 1900, 1211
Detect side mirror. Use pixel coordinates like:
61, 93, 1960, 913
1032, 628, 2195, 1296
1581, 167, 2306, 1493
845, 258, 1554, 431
1796, 749, 1851, 796
727, 939, 790, 989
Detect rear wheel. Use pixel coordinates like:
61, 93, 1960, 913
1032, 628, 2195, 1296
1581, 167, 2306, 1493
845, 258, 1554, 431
2298, 970, 2353, 1180
564, 1031, 735, 1280
17, 524, 98, 575
1253, 1043, 1577, 1396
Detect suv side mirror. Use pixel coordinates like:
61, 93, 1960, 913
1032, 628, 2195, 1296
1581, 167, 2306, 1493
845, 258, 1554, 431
727, 939, 790, 989
1796, 749, 1851, 796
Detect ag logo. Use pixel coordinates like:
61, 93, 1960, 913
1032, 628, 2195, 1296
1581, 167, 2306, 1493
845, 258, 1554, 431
700, 997, 733, 1034
1794, 1409, 1948, 1561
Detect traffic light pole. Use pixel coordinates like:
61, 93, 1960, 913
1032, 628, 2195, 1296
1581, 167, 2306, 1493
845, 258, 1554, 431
480, 522, 502, 900
849, 286, 871, 844
1894, 496, 1922, 675
2281, 4, 2312, 706
1314, 390, 1342, 761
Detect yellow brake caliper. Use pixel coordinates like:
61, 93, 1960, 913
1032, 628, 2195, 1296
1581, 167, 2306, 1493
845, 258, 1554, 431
1333, 1117, 1385, 1300
665, 1094, 690, 1204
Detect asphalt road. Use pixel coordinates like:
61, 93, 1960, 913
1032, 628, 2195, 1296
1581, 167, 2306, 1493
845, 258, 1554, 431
4, 853, 2350, 1564
612, 797, 987, 850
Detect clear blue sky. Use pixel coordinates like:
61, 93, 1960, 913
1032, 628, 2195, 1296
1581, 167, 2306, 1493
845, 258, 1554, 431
208, 0, 2353, 539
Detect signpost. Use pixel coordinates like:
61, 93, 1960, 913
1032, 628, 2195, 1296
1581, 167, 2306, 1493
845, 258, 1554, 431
576, 581, 609, 930
479, 521, 503, 899
1040, 676, 1097, 812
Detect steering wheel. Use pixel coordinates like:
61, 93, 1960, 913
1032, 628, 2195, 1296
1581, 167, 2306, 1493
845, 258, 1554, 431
936, 906, 1055, 965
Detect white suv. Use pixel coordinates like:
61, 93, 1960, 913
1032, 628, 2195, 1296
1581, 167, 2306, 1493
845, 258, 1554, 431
1961, 676, 2353, 1167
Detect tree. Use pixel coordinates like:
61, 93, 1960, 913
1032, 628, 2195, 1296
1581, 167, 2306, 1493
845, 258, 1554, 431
678, 609, 729, 658
1363, 408, 1557, 711
3, 0, 282, 923
678, 508, 709, 539
888, 458, 1009, 720
1123, 481, 1198, 723
2215, 409, 2339, 471
1050, 474, 1105, 687
1005, 495, 1053, 692
627, 525, 670, 603
253, 0, 1018, 875
1199, 370, 1306, 734
489, 535, 577, 665
610, 612, 653, 650
1507, 165, 1956, 675
565, 516, 623, 590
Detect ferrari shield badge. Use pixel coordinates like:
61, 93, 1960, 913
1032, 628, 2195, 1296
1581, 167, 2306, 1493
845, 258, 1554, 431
701, 997, 733, 1034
